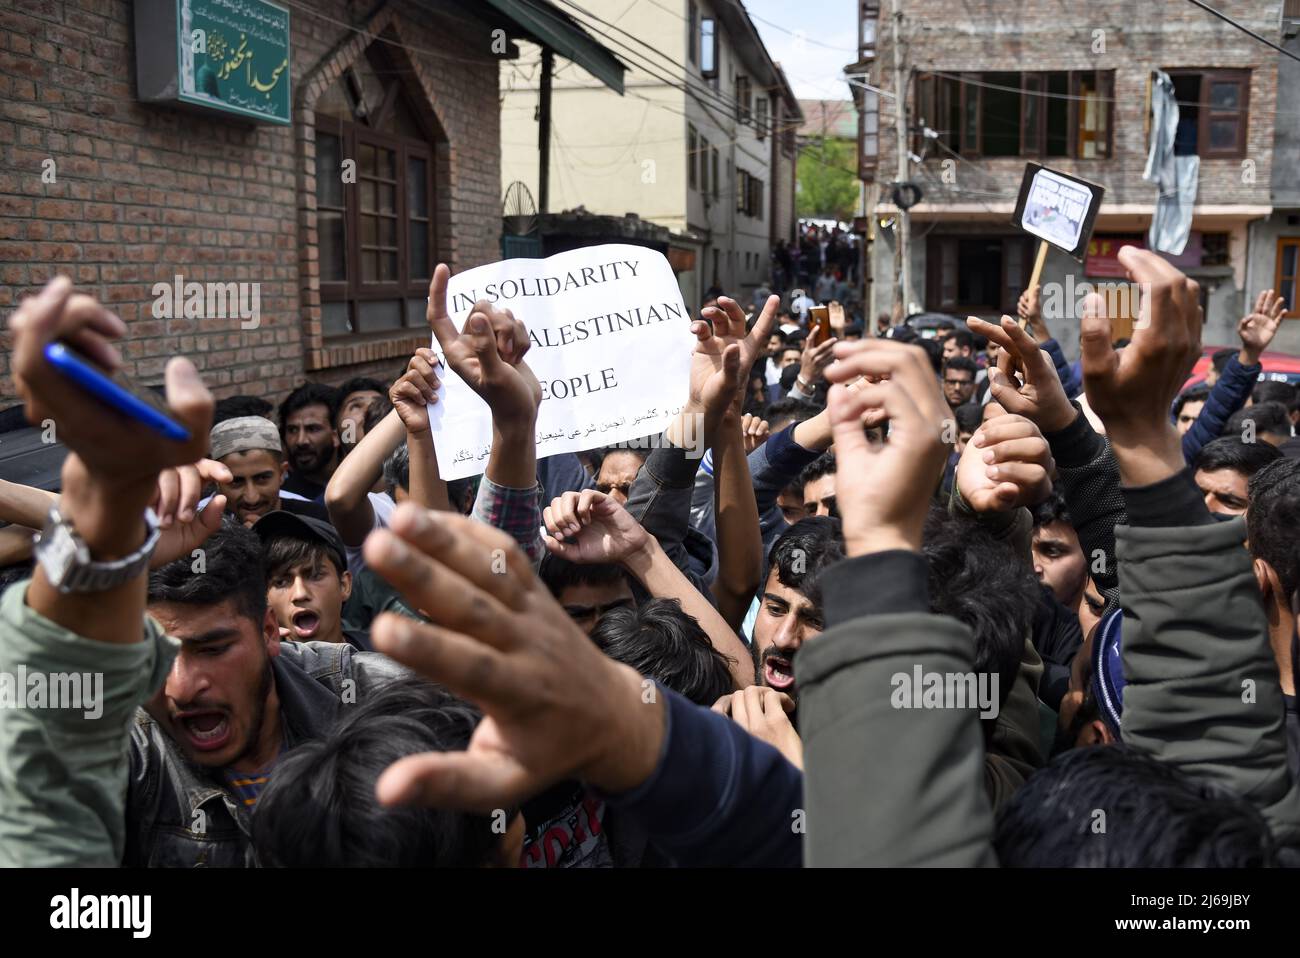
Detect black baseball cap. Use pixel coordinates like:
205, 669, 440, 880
252, 510, 348, 574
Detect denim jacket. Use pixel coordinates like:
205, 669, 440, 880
124, 641, 407, 867
0, 580, 405, 867
626, 444, 718, 599
689, 424, 825, 562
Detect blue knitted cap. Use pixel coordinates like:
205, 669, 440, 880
1091, 607, 1126, 739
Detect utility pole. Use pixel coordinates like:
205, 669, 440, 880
538, 48, 554, 215
890, 0, 911, 317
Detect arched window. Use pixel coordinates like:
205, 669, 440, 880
314, 46, 443, 338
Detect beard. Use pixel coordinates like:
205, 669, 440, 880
289, 444, 330, 474
229, 657, 276, 769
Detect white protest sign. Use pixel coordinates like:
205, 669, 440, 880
428, 244, 696, 480
1011, 163, 1105, 260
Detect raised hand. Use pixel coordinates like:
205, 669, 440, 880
1080, 247, 1201, 484
1082, 248, 1201, 438
824, 339, 952, 556
1238, 288, 1288, 364
1016, 285, 1047, 341
426, 264, 540, 424
150, 457, 229, 528
150, 459, 232, 568
693, 294, 779, 418
10, 277, 215, 573
390, 347, 442, 434
363, 505, 665, 812
11, 279, 217, 647
740, 413, 770, 454
828, 301, 846, 335
966, 315, 1076, 434
9, 277, 214, 492
958, 412, 1054, 512
542, 488, 650, 565
798, 334, 838, 388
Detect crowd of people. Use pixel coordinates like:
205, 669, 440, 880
772, 224, 860, 294
758, 223, 863, 330
1, 247, 1299, 868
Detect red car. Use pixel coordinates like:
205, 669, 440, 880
1182, 346, 1300, 392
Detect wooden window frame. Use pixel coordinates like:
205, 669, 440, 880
701, 17, 718, 79
859, 89, 878, 179
1164, 68, 1251, 160
736, 75, 751, 123
315, 97, 437, 339
913, 72, 934, 156
928, 70, 1114, 160
1202, 69, 1250, 159
1069, 70, 1113, 159
959, 72, 981, 157
1020, 73, 1043, 156
1278, 237, 1300, 319
1201, 230, 1231, 267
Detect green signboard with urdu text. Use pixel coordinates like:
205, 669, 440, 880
175, 0, 291, 124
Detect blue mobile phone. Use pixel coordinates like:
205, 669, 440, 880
43, 342, 192, 442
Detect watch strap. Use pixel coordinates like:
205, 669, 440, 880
35, 506, 161, 594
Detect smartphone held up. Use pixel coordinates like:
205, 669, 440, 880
43, 342, 192, 443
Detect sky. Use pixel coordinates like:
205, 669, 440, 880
742, 0, 858, 103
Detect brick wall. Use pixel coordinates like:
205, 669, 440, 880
0, 0, 504, 410
872, 0, 1280, 208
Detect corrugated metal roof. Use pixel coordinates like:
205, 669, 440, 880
475, 0, 627, 94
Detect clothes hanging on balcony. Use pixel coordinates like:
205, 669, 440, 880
1143, 70, 1199, 255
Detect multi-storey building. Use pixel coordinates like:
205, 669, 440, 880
855, 0, 1293, 355
0, 0, 623, 414
500, 0, 802, 309
1248, 1, 1300, 333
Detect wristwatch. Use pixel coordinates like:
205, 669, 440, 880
34, 506, 161, 594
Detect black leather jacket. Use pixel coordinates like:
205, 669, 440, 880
123, 640, 406, 866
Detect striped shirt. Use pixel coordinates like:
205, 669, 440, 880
222, 768, 273, 807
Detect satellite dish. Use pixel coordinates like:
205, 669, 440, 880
503, 181, 538, 236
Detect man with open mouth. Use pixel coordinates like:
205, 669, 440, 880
135, 519, 406, 866
254, 511, 369, 651
750, 516, 843, 706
